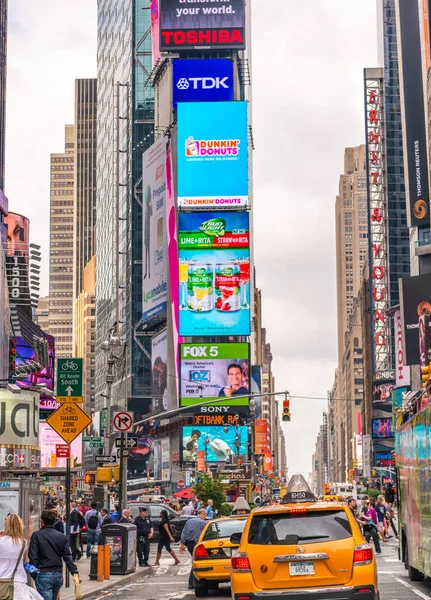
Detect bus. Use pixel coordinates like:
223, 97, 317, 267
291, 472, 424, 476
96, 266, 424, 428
327, 482, 357, 500
396, 393, 431, 581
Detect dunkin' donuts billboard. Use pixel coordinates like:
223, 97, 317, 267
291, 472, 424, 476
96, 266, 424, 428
178, 211, 250, 337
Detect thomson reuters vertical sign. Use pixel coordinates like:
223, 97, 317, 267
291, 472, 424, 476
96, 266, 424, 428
394, 310, 410, 387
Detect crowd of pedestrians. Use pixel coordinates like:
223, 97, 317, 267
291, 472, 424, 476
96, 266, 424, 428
347, 494, 398, 554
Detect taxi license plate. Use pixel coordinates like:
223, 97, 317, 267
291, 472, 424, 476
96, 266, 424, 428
289, 562, 315, 576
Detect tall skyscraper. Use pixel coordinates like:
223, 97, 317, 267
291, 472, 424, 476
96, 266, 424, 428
74, 79, 97, 298
48, 125, 75, 358
75, 256, 96, 413
0, 0, 7, 192
96, 1, 154, 408
335, 145, 368, 361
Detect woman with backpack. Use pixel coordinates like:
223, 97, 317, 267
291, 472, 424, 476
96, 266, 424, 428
70, 503, 85, 561
85, 503, 103, 558
153, 510, 180, 567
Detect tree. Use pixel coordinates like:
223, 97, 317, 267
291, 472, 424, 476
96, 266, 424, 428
193, 473, 227, 513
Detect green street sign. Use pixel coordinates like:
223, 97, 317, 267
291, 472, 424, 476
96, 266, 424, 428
56, 358, 83, 401
101, 408, 109, 430
90, 441, 104, 448
83, 437, 102, 443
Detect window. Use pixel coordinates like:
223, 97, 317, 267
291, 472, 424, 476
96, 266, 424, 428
248, 511, 352, 545
203, 519, 246, 541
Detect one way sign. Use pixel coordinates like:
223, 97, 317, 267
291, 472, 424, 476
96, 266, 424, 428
95, 456, 117, 464
113, 411, 134, 432
115, 437, 138, 449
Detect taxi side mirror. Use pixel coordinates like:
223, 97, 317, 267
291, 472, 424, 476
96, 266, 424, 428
168, 513, 175, 520
230, 532, 242, 545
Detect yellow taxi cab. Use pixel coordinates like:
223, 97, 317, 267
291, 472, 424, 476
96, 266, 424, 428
323, 495, 344, 503
230, 475, 379, 600
192, 497, 251, 597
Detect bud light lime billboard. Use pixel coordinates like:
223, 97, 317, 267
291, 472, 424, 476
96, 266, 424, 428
177, 101, 248, 208
173, 59, 234, 109
179, 211, 250, 337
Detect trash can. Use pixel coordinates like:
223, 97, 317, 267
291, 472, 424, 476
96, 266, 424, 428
100, 523, 137, 575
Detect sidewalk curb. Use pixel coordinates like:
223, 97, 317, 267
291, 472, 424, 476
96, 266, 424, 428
68, 566, 151, 600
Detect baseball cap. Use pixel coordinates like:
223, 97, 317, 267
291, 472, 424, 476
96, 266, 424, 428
139, 506, 147, 512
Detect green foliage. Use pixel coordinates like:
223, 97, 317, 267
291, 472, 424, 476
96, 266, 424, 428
367, 488, 380, 501
220, 503, 232, 517
193, 473, 227, 513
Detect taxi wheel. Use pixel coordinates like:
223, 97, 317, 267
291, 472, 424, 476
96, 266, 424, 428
194, 577, 209, 597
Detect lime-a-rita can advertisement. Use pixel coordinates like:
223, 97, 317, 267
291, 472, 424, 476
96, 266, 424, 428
178, 211, 250, 337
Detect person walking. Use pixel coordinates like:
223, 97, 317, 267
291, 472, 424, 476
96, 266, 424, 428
386, 503, 398, 539
347, 498, 358, 519
110, 505, 120, 523
359, 502, 381, 554
134, 507, 154, 567
69, 503, 85, 561
182, 501, 194, 516
179, 509, 207, 590
100, 508, 111, 527
153, 510, 180, 567
119, 509, 132, 523
375, 496, 387, 542
85, 502, 103, 558
205, 500, 214, 519
29, 509, 81, 600
0, 513, 43, 600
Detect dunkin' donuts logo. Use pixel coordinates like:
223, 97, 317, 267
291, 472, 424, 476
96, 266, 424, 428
185, 136, 240, 157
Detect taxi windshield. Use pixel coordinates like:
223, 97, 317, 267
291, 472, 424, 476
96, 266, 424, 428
248, 510, 352, 545
203, 519, 247, 541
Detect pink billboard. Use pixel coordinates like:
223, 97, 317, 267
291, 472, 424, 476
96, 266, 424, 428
39, 423, 82, 469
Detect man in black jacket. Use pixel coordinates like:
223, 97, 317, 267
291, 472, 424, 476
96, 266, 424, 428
134, 507, 154, 567
29, 509, 81, 600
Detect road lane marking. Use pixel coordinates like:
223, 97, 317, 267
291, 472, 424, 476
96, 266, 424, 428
395, 577, 431, 600
178, 567, 191, 576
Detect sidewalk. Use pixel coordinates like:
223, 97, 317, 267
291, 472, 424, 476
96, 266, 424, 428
60, 557, 150, 600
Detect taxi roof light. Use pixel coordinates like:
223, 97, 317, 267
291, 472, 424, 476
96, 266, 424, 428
281, 474, 316, 504
231, 496, 251, 516
231, 553, 251, 573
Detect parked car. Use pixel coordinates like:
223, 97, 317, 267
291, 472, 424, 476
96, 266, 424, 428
128, 502, 191, 542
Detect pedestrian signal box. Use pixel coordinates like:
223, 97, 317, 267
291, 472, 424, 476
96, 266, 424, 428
84, 472, 96, 486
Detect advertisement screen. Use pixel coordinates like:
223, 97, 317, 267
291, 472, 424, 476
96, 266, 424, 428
182, 425, 248, 463
399, 273, 431, 365
127, 397, 154, 478
173, 59, 234, 109
152, 330, 168, 412
179, 211, 250, 337
39, 423, 82, 469
180, 343, 249, 406
255, 420, 268, 455
160, 0, 245, 51
142, 138, 168, 324
14, 334, 56, 408
5, 212, 31, 319
372, 380, 395, 406
151, 0, 161, 65
399, 0, 430, 228
375, 451, 395, 467
372, 418, 394, 439
177, 102, 248, 208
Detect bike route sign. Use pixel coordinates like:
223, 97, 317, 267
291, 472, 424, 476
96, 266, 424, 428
56, 358, 83, 402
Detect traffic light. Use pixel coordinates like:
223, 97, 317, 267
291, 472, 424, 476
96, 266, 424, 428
84, 472, 96, 486
113, 465, 120, 482
238, 459, 243, 468
421, 362, 431, 388
96, 468, 113, 483
282, 399, 291, 422
352, 459, 357, 468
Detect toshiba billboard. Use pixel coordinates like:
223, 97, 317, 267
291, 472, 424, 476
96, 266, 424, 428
160, 0, 245, 51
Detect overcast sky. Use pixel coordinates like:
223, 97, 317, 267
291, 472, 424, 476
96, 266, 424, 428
6, 1, 377, 477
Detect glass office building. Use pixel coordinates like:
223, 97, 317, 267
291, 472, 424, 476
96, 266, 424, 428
96, 0, 154, 407
378, 0, 411, 365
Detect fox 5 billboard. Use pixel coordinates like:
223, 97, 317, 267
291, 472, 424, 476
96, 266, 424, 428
173, 59, 234, 109
160, 0, 245, 52
180, 343, 249, 407
177, 102, 248, 208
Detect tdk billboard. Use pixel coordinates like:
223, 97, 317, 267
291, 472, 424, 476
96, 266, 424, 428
173, 59, 234, 108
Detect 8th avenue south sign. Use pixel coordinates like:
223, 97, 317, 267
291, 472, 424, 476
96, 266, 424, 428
56, 358, 83, 402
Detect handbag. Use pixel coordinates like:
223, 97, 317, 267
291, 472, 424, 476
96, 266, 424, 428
0, 540, 26, 600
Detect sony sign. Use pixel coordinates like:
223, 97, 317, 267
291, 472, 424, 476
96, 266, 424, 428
173, 59, 234, 109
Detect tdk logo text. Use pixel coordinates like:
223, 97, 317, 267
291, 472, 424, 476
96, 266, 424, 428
173, 59, 234, 108
177, 77, 230, 91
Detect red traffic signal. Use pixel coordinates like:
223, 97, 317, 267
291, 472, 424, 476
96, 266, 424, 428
283, 400, 290, 411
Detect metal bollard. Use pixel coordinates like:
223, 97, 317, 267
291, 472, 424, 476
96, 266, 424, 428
97, 545, 105, 582
104, 543, 111, 580
89, 545, 99, 580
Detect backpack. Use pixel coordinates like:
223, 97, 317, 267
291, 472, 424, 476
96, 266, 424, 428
88, 511, 99, 530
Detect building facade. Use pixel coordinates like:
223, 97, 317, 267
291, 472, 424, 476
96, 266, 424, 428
0, 0, 6, 192
96, 0, 154, 411
74, 79, 97, 298
75, 256, 96, 412
48, 125, 75, 357
34, 296, 50, 332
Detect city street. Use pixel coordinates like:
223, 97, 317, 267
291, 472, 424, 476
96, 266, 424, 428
81, 539, 431, 600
